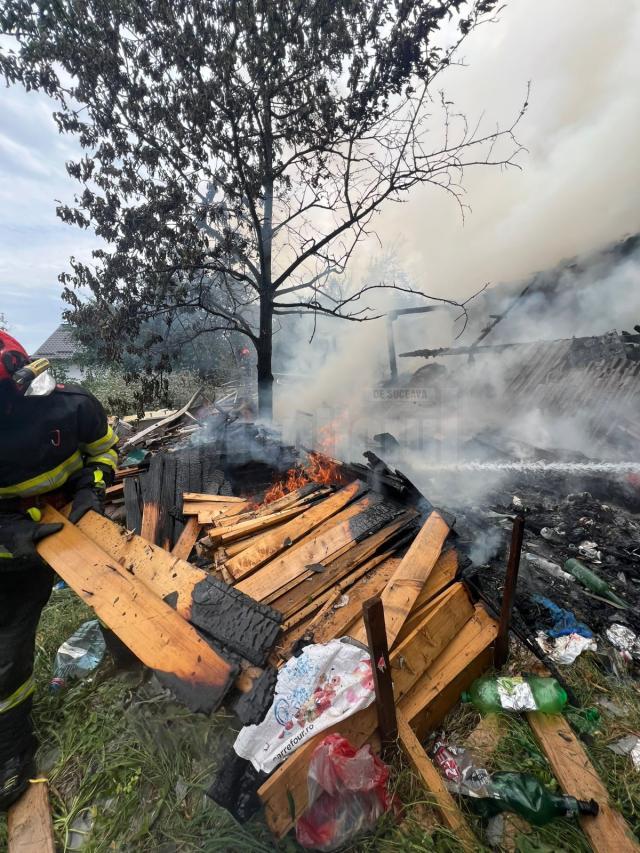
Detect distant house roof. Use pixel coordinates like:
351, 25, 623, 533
33, 324, 79, 360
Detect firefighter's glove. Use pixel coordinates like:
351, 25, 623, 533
0, 512, 62, 570
69, 469, 107, 524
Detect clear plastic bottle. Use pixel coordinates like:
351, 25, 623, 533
468, 772, 598, 826
50, 620, 106, 691
461, 676, 567, 714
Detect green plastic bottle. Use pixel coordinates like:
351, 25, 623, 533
564, 558, 628, 608
461, 676, 568, 714
468, 772, 599, 826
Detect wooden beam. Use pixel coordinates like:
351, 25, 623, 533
527, 712, 639, 853
39, 506, 236, 712
235, 505, 377, 601
74, 509, 208, 614
171, 516, 202, 561
393, 549, 459, 644
226, 480, 365, 580
260, 601, 495, 838
7, 781, 55, 853
397, 712, 476, 852
281, 551, 398, 636
350, 510, 450, 649
363, 597, 397, 752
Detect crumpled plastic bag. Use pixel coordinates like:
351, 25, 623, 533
295, 734, 396, 851
536, 631, 597, 664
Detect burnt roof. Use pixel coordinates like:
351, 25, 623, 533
33, 324, 78, 359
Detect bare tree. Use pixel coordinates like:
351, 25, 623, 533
0, 0, 525, 417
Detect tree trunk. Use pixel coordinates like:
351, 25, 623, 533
257, 292, 274, 420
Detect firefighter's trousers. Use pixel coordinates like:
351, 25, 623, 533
0, 563, 53, 763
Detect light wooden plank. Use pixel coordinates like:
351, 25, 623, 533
75, 509, 207, 616
397, 712, 476, 851
182, 492, 245, 503
350, 510, 450, 649
527, 712, 639, 853
205, 505, 306, 544
106, 482, 124, 499
7, 781, 55, 853
39, 506, 235, 712
171, 516, 202, 561
226, 480, 364, 580
183, 500, 246, 519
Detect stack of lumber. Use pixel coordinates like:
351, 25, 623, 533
28, 445, 639, 851
37, 453, 502, 845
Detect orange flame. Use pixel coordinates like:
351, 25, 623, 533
264, 451, 346, 503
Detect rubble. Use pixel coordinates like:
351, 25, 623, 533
21, 387, 639, 850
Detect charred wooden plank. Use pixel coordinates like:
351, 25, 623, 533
123, 475, 142, 535
189, 577, 282, 666
159, 451, 177, 549
140, 452, 164, 543
74, 510, 282, 666
363, 597, 397, 752
39, 507, 237, 712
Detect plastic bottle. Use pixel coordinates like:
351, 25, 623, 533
50, 620, 106, 691
525, 552, 575, 583
564, 558, 628, 608
461, 676, 567, 714
467, 772, 599, 826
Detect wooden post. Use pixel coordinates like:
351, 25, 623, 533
494, 513, 525, 668
362, 596, 397, 754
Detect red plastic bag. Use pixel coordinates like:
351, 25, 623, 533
296, 734, 395, 851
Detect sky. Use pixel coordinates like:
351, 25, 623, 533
1, 0, 639, 353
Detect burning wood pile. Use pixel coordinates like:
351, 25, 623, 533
29, 400, 638, 850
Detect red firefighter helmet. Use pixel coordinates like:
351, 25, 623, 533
0, 330, 29, 382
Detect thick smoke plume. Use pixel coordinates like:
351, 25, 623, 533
274, 0, 640, 489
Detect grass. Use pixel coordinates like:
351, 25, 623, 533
1, 589, 639, 851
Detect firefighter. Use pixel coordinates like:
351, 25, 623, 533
0, 330, 118, 810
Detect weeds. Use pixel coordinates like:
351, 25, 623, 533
1, 588, 638, 851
